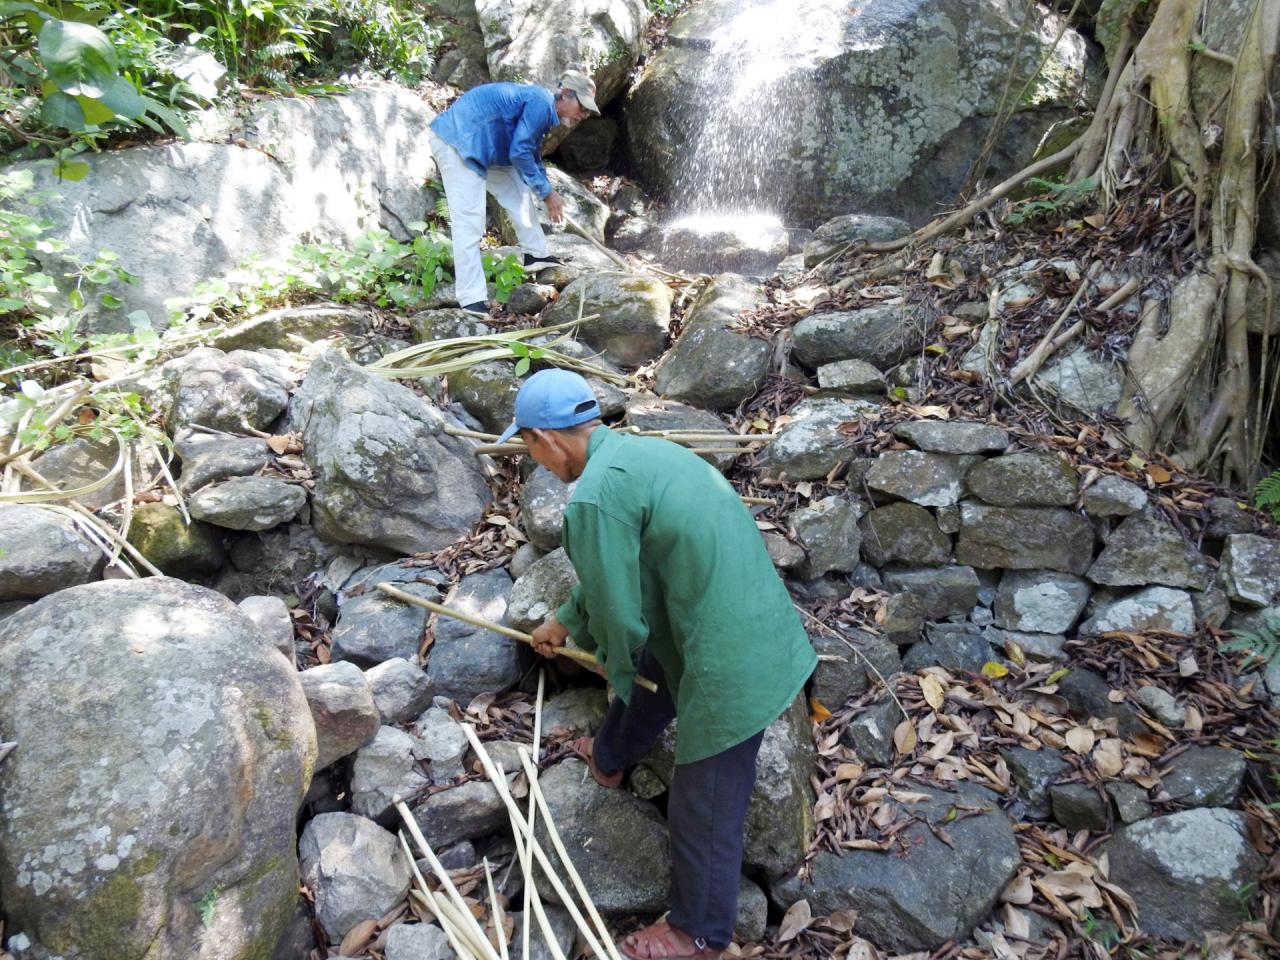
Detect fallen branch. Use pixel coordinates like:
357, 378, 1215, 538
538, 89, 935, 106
1009, 262, 1101, 384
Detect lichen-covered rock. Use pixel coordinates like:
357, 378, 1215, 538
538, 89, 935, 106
654, 273, 770, 410
428, 569, 522, 703
802, 214, 912, 266
623, 396, 740, 471
810, 630, 901, 708
508, 547, 579, 633
1081, 474, 1147, 517
892, 420, 1009, 454
865, 451, 976, 507
1099, 809, 1264, 940
1078, 586, 1196, 636
332, 580, 437, 668
174, 430, 273, 495
188, 476, 307, 531
1033, 347, 1123, 414
543, 272, 673, 367
298, 661, 381, 770
763, 398, 878, 480
1087, 509, 1212, 590
158, 346, 292, 435
26, 435, 157, 509
993, 570, 1090, 634
521, 466, 574, 552
126, 502, 226, 580
793, 307, 926, 370
0, 579, 315, 960
291, 351, 490, 555
1161, 746, 1246, 807
965, 451, 1077, 507
213, 303, 374, 352
299, 813, 410, 942
902, 623, 994, 673
816, 358, 887, 395
350, 726, 430, 822
1218, 534, 1280, 608
411, 705, 470, 782
0, 504, 102, 600
860, 502, 950, 567
448, 360, 521, 435
239, 594, 295, 657
385, 921, 452, 960
957, 504, 1094, 574
790, 496, 865, 578
881, 566, 980, 620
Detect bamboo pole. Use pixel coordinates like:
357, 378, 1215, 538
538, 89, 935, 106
375, 584, 658, 693
484, 858, 509, 960
398, 831, 480, 960
523, 672, 546, 960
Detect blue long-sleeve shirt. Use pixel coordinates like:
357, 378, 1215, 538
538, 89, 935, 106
429, 82, 559, 198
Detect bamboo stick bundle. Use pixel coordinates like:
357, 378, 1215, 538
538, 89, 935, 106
522, 672, 546, 960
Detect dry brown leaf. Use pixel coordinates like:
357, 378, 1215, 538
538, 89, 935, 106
266, 434, 293, 455
338, 918, 379, 956
919, 674, 946, 712
1184, 704, 1203, 732
835, 761, 865, 782
893, 718, 917, 755
778, 899, 812, 942
925, 730, 956, 761
1001, 873, 1034, 905
1065, 726, 1096, 754
1093, 738, 1124, 778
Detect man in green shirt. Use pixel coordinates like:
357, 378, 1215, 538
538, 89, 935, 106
497, 369, 816, 960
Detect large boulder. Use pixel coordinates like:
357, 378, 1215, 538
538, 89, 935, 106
0, 579, 315, 959
508, 547, 579, 633
520, 466, 574, 552
543, 272, 673, 368
626, 0, 1093, 225
291, 351, 490, 554
0, 504, 102, 600
772, 783, 1020, 951
1078, 586, 1196, 636
792, 307, 927, 370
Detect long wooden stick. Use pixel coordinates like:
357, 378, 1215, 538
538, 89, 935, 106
523, 672, 546, 960
376, 583, 658, 693
398, 831, 479, 960
484, 858, 509, 960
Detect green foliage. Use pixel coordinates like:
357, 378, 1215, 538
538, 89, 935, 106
646, 0, 687, 16
327, 0, 440, 84
1255, 469, 1280, 523
1005, 175, 1099, 225
507, 340, 546, 377
196, 886, 219, 928
1220, 609, 1280, 669
483, 252, 523, 305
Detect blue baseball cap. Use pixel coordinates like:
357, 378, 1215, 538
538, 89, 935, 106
497, 368, 602, 444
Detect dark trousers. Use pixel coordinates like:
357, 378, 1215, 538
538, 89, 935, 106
592, 649, 764, 949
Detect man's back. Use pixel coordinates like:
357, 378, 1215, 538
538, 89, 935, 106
429, 82, 557, 194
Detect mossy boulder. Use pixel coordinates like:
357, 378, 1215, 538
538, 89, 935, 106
449, 360, 521, 434
543, 271, 673, 368
127, 501, 227, 579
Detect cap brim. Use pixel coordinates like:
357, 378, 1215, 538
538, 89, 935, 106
497, 421, 520, 444
579, 92, 600, 115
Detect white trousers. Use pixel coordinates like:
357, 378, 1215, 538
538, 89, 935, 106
427, 129, 548, 306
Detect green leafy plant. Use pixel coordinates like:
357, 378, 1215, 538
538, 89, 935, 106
482, 252, 523, 305
1255, 469, 1280, 522
327, 0, 439, 84
196, 886, 219, 927
1220, 609, 1280, 669
507, 340, 545, 376
1005, 175, 1099, 225
646, 0, 687, 16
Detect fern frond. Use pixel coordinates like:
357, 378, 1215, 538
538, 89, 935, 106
1255, 469, 1280, 508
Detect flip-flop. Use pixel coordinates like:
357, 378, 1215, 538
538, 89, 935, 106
620, 920, 723, 960
568, 736, 624, 788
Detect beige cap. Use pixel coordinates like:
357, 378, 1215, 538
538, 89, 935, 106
558, 70, 600, 115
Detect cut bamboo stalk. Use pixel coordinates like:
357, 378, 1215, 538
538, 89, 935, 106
395, 798, 502, 960
432, 889, 495, 960
376, 584, 659, 693
462, 727, 611, 960
399, 831, 480, 960
507, 799, 568, 960
740, 496, 775, 506
484, 858, 509, 960
523, 671, 546, 960
517, 747, 624, 960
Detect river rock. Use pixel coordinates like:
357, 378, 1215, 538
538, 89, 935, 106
650, 214, 791, 274
0, 504, 102, 600
300, 812, 411, 942
213, 303, 374, 352
790, 496, 865, 578
957, 504, 1094, 574
543, 272, 673, 367
802, 214, 912, 266
763, 398, 877, 480
365, 658, 433, 725
993, 570, 1090, 634
413, 777, 510, 847
654, 273, 770, 411
239, 594, 295, 657
745, 697, 817, 877
985, 627, 1065, 662
1204, 496, 1256, 538
1049, 783, 1109, 831
772, 783, 1020, 952
385, 922, 452, 960
26, 435, 156, 510
428, 569, 521, 703
449, 360, 521, 434
1087, 509, 1212, 590
965, 451, 1077, 507
1099, 809, 1264, 940
332, 580, 437, 668
1161, 746, 1246, 807
292, 351, 490, 554
860, 502, 950, 567
157, 347, 292, 435
188, 476, 307, 531
521, 467, 574, 552
1078, 586, 1196, 636
840, 696, 897, 766
865, 451, 975, 507
622, 395, 736, 473
126, 502, 226, 579
1081, 474, 1147, 517
508, 547, 579, 633
299, 661, 381, 770
810, 630, 901, 709
1218, 534, 1280, 607
816, 358, 887, 395
507, 281, 557, 315
351, 726, 430, 822
539, 687, 609, 738
880, 566, 980, 620
0, 579, 315, 960
892, 420, 1009, 454
1106, 782, 1152, 824
793, 306, 927, 370
174, 431, 273, 495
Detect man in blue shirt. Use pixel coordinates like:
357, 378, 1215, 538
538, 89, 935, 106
427, 72, 599, 317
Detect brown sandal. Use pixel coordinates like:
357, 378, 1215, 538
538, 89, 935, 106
620, 919, 723, 960
568, 736, 623, 788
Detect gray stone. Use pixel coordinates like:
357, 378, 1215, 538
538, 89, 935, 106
803, 214, 912, 267
654, 273, 770, 411
772, 783, 1020, 952
623, 395, 737, 471
811, 630, 901, 709
332, 580, 436, 668
508, 905, 577, 960
351, 726, 430, 821
1000, 746, 1071, 814
299, 661, 381, 770
188, 476, 307, 531
535, 758, 671, 912
409, 308, 494, 343
880, 566, 980, 620
763, 398, 879, 481
1033, 347, 1123, 414
736, 878, 769, 942
127, 502, 227, 580
413, 777, 509, 847
957, 504, 1095, 574
1205, 497, 1256, 539
1161, 746, 1246, 807
1099, 809, 1264, 940
539, 687, 608, 738
502, 166, 611, 243
816, 358, 887, 395
508, 548, 579, 633
22, 435, 157, 510
411, 707, 469, 782
993, 570, 1090, 633
791, 496, 865, 578
1081, 475, 1147, 517
429, 569, 521, 703
543, 272, 673, 368
509, 542, 545, 579
649, 214, 790, 275
865, 451, 975, 507
1106, 782, 1152, 824
1219, 534, 1280, 608
1078, 586, 1196, 636
966, 452, 1077, 507
882, 591, 926, 645
557, 113, 619, 170
299, 812, 411, 942
521, 467, 574, 552
507, 282, 557, 315
745, 697, 817, 878
0, 579, 314, 959
1056, 668, 1143, 738
0, 504, 102, 600
535, 233, 624, 287
365, 658, 433, 725
1049, 783, 1109, 832
1087, 510, 1212, 590
239, 594, 295, 657
291, 351, 491, 555
840, 697, 898, 766
764, 532, 806, 572
985, 628, 1065, 662
213, 303, 373, 352
385, 922, 452, 960
903, 623, 995, 673
892, 420, 1009, 454
860, 502, 950, 567
449, 361, 521, 435
793, 307, 927, 371
158, 347, 292, 435
1135, 685, 1185, 726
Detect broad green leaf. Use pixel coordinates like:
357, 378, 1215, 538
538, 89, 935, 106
140, 97, 190, 139
514, 357, 530, 376
53, 157, 90, 181
20, 379, 44, 400
38, 19, 117, 97
980, 661, 1009, 679
40, 90, 85, 131
99, 293, 124, 308
76, 93, 115, 125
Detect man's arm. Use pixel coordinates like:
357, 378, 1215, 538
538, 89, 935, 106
508, 99, 554, 199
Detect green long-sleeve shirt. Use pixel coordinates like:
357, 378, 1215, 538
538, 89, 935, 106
555, 428, 816, 764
